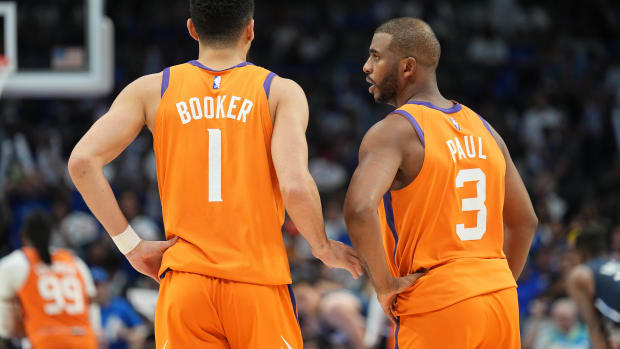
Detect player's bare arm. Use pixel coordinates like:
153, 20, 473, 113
567, 265, 611, 349
270, 76, 363, 279
344, 115, 425, 323
68, 73, 177, 282
487, 126, 538, 280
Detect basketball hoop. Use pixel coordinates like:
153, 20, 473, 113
0, 54, 14, 98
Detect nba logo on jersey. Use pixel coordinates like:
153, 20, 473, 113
449, 117, 461, 131
213, 76, 222, 89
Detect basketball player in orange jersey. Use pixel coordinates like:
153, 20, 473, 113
344, 18, 539, 348
68, 0, 363, 347
0, 211, 100, 349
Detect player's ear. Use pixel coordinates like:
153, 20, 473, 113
245, 19, 255, 43
402, 57, 417, 80
187, 18, 200, 42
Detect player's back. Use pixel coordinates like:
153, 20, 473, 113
378, 101, 516, 315
18, 247, 96, 349
155, 60, 290, 285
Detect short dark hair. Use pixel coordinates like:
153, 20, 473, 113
190, 0, 254, 47
375, 17, 441, 68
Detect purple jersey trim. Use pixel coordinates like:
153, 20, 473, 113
188, 60, 254, 72
161, 67, 170, 97
391, 109, 425, 147
263, 72, 277, 99
477, 114, 494, 135
383, 191, 399, 264
406, 100, 462, 114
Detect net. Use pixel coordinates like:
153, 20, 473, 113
0, 54, 13, 98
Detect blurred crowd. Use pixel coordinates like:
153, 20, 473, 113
1, 0, 620, 348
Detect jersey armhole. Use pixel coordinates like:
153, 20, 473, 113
476, 114, 505, 152
161, 67, 171, 98
390, 109, 425, 147
263, 72, 277, 100
476, 114, 493, 136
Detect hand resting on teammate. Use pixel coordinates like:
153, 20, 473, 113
312, 239, 364, 280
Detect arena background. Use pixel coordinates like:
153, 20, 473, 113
1, 0, 619, 348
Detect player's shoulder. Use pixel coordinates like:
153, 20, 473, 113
459, 103, 477, 114
459, 103, 495, 130
245, 65, 295, 100
270, 75, 304, 94
243, 63, 272, 75
132, 72, 163, 92
456, 103, 508, 154
0, 250, 28, 268
0, 250, 29, 285
112, 72, 163, 106
360, 114, 418, 153
268, 74, 307, 106
375, 112, 418, 134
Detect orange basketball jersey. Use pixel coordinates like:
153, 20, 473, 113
17, 247, 95, 347
378, 101, 517, 316
155, 61, 290, 285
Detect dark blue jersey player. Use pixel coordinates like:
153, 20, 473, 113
568, 226, 620, 349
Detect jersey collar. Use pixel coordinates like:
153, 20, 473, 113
189, 60, 254, 72
406, 100, 462, 114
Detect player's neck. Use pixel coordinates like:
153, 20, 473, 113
396, 81, 451, 109
196, 45, 248, 70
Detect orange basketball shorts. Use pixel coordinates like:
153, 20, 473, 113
154, 270, 302, 349
395, 287, 520, 349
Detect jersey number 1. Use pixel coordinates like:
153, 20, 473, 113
208, 129, 222, 202
455, 168, 487, 241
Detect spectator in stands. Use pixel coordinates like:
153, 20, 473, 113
294, 280, 368, 349
525, 298, 590, 349
92, 267, 147, 349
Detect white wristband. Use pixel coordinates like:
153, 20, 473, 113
111, 226, 141, 255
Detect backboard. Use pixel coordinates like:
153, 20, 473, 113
0, 2, 16, 96
0, 0, 114, 98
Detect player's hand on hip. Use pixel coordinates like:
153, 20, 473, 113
377, 272, 425, 324
125, 236, 178, 283
313, 240, 364, 279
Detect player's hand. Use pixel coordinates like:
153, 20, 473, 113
313, 240, 364, 279
125, 237, 178, 283
377, 273, 425, 324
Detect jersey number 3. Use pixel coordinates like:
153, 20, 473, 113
455, 168, 487, 241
